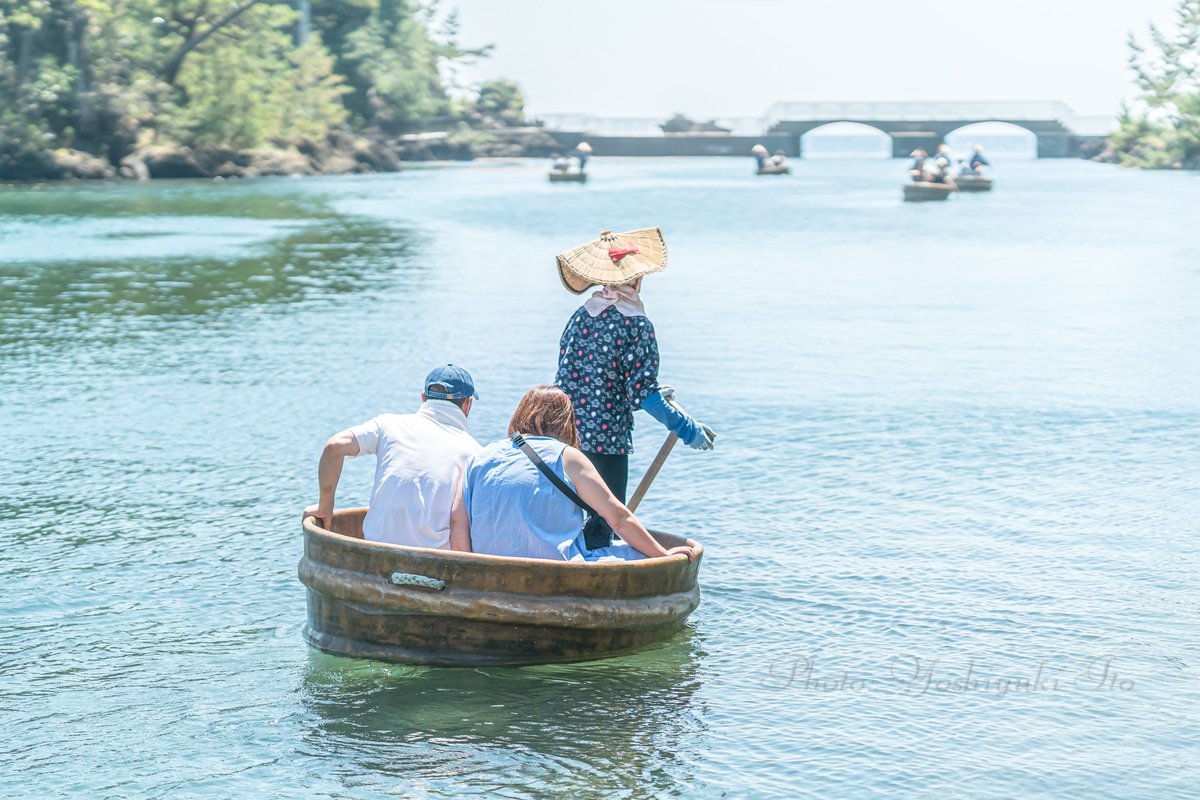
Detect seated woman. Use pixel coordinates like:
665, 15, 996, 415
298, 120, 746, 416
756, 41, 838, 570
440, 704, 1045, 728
450, 385, 695, 562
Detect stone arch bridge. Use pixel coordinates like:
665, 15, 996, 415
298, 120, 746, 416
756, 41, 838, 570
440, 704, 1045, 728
539, 101, 1110, 158
767, 101, 1094, 158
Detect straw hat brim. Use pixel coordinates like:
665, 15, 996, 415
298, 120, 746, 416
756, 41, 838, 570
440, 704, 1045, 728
556, 227, 667, 294
576, 142, 593, 153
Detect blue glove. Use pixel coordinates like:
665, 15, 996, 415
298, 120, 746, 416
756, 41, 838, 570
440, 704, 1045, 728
641, 390, 713, 450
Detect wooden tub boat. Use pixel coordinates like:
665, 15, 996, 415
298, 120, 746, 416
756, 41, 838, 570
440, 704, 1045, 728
757, 164, 791, 175
298, 508, 703, 666
955, 175, 994, 192
903, 181, 957, 202
549, 170, 587, 183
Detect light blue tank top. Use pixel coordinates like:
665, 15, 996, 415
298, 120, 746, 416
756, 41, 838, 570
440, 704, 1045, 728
462, 436, 645, 562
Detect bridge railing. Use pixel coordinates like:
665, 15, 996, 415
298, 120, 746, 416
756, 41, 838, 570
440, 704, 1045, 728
535, 114, 769, 136
764, 100, 1076, 125
536, 104, 1114, 137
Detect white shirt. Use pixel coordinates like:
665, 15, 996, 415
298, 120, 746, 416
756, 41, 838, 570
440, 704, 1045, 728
348, 400, 482, 549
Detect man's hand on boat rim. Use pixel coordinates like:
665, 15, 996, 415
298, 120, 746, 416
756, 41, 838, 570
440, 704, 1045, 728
666, 545, 697, 561
304, 503, 333, 529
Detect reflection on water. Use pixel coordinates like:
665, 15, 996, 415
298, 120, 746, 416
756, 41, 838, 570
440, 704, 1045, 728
300, 634, 708, 798
0, 180, 330, 220
0, 193, 419, 353
1, 159, 1197, 799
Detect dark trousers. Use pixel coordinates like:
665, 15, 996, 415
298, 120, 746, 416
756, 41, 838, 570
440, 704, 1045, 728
584, 452, 629, 504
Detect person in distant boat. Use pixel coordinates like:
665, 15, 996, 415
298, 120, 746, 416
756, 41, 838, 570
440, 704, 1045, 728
937, 143, 955, 166
573, 141, 592, 173
969, 144, 991, 171
957, 158, 976, 177
771, 149, 789, 167
752, 143, 769, 170
304, 364, 482, 549
550, 153, 570, 172
449, 385, 695, 562
553, 228, 716, 505
909, 149, 927, 181
931, 156, 954, 184
922, 159, 941, 183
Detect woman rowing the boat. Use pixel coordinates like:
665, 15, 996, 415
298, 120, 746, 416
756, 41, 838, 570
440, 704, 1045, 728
553, 228, 716, 507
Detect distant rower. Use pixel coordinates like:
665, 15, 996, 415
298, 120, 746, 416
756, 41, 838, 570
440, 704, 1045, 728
970, 144, 991, 171
752, 143, 769, 170
574, 141, 592, 173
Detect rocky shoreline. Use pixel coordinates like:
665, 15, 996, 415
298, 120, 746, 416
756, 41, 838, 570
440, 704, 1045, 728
0, 127, 565, 181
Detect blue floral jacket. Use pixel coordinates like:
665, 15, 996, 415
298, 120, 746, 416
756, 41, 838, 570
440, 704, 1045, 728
555, 306, 660, 455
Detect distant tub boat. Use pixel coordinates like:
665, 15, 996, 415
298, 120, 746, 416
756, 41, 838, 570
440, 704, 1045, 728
549, 170, 587, 183
298, 508, 703, 666
904, 181, 957, 202
955, 175, 994, 192
756, 164, 791, 176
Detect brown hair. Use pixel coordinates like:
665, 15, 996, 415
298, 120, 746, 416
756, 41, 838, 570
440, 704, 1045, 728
507, 385, 578, 448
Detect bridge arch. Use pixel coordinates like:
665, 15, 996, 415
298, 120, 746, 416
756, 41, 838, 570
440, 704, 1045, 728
799, 121, 891, 158
769, 103, 1083, 158
944, 121, 1037, 159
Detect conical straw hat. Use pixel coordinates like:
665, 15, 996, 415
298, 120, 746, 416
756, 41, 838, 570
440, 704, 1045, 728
556, 228, 668, 294
751, 144, 768, 155
576, 141, 593, 153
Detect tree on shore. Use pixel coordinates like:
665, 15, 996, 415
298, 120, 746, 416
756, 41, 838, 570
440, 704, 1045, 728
311, 0, 490, 132
1111, 0, 1200, 168
0, 0, 507, 175
470, 79, 525, 127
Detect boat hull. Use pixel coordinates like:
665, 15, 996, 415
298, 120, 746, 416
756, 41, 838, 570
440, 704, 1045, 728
299, 508, 703, 666
757, 165, 790, 175
956, 176, 994, 192
904, 181, 956, 201
549, 171, 587, 183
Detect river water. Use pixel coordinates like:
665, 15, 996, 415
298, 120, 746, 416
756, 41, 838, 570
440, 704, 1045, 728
1, 154, 1197, 799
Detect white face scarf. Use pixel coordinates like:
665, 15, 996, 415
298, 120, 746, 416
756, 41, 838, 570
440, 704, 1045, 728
581, 281, 646, 318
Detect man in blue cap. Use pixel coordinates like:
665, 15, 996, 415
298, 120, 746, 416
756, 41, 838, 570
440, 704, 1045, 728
305, 364, 482, 548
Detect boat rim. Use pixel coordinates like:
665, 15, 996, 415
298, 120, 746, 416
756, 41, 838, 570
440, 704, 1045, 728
303, 510, 703, 571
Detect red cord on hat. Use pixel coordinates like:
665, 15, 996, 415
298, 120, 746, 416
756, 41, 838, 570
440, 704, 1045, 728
607, 246, 640, 263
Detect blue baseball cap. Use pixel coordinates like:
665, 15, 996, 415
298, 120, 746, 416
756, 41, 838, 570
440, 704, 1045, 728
424, 364, 478, 400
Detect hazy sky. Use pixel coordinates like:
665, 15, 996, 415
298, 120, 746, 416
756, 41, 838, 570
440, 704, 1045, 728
450, 0, 1180, 120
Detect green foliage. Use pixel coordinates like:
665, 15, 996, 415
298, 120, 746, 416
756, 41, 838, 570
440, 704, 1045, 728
446, 125, 495, 148
472, 79, 525, 127
278, 41, 352, 144
22, 57, 79, 134
1, 0, 511, 174
173, 19, 348, 149
1115, 0, 1200, 168
318, 0, 491, 131
1111, 106, 1176, 168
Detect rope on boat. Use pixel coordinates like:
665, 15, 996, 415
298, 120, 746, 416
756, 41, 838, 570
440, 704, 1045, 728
390, 572, 446, 591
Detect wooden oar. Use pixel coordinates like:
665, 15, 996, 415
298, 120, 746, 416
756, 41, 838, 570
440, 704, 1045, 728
627, 399, 710, 513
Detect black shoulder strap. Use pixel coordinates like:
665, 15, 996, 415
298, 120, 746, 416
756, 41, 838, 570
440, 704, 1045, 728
511, 433, 597, 516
